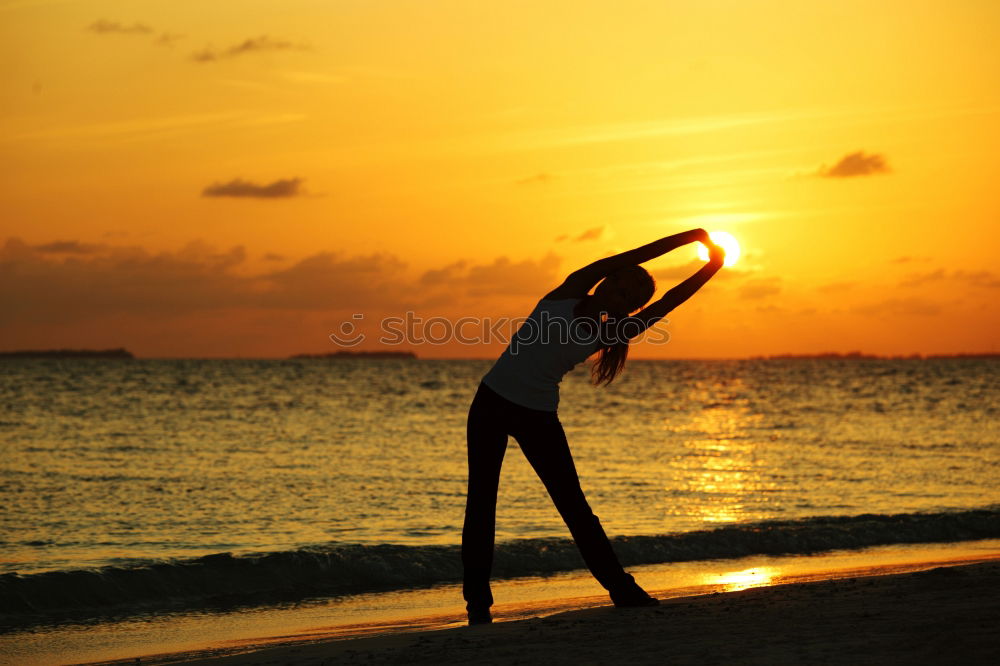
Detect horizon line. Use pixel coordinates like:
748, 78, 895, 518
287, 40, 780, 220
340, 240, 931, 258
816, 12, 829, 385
2, 349, 998, 361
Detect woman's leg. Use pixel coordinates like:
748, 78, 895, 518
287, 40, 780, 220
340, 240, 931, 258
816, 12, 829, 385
461, 383, 509, 616
510, 411, 634, 593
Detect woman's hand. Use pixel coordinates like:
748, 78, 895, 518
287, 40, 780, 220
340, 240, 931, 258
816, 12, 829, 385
688, 228, 711, 244
549, 228, 719, 300
706, 241, 726, 268
637, 238, 726, 319
691, 229, 725, 269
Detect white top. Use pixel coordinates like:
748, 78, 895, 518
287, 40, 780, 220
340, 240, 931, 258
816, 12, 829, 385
481, 298, 600, 412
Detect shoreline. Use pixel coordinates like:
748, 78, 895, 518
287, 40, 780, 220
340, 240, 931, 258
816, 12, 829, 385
79, 551, 1000, 665
7, 508, 999, 629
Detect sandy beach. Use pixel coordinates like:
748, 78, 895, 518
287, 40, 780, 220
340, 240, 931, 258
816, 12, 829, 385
113, 558, 999, 666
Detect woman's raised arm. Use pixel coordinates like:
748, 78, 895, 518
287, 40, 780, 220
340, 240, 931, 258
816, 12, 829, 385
546, 228, 709, 299
616, 241, 725, 338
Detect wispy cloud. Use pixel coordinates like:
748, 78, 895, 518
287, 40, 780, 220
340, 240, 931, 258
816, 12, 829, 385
573, 226, 603, 242
898, 268, 946, 287
464, 254, 562, 298
155, 32, 185, 47
0, 238, 409, 325
33, 240, 104, 254
523, 112, 790, 150
4, 111, 303, 145
0, 238, 566, 329
88, 19, 153, 35
817, 281, 857, 294
555, 227, 604, 243
515, 172, 554, 186
202, 178, 305, 199
86, 19, 183, 47
192, 36, 308, 63
419, 260, 468, 286
818, 151, 890, 178
854, 297, 942, 317
954, 270, 1000, 289
417, 254, 562, 298
900, 268, 1000, 289
739, 277, 782, 300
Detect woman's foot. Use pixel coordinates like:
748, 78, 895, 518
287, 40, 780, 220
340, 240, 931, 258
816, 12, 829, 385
609, 581, 659, 608
467, 607, 493, 625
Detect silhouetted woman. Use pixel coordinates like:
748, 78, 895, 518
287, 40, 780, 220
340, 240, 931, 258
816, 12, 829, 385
463, 228, 725, 624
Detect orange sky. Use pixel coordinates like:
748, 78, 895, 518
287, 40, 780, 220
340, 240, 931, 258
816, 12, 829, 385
1, 0, 998, 358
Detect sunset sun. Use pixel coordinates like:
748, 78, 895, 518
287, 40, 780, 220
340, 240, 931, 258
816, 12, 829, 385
696, 230, 741, 267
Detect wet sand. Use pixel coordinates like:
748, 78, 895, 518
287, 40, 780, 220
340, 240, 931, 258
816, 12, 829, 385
153, 560, 1000, 665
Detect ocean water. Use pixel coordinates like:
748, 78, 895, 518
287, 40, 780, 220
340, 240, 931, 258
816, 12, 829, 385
1, 358, 998, 626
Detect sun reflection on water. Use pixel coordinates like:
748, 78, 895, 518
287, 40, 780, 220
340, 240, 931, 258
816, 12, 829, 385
706, 567, 778, 592
667, 383, 775, 525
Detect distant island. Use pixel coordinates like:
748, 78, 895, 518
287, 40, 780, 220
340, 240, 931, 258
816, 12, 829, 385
0, 348, 135, 359
290, 350, 417, 359
751, 351, 999, 360
756, 351, 891, 360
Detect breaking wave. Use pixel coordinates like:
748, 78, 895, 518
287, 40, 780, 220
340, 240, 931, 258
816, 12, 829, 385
3, 507, 998, 630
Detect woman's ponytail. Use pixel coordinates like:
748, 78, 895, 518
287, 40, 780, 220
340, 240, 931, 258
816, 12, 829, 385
587, 264, 656, 386
591, 339, 630, 386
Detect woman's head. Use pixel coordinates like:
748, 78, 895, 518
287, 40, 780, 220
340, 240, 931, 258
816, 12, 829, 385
594, 265, 656, 316
589, 265, 655, 386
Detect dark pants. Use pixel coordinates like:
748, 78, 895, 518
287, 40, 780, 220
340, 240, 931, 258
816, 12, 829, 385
462, 381, 632, 611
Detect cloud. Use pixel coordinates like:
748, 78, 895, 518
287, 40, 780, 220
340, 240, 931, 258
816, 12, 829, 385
1, 238, 246, 325
899, 269, 946, 287
817, 281, 857, 293
86, 19, 181, 47
202, 178, 304, 199
954, 270, 1000, 289
192, 36, 307, 63
853, 297, 942, 317
419, 260, 468, 286
739, 277, 782, 300
573, 226, 603, 242
155, 33, 185, 47
515, 172, 554, 185
87, 19, 153, 35
417, 254, 563, 298
464, 254, 562, 297
33, 240, 104, 254
0, 239, 569, 331
12, 111, 301, 144
818, 151, 890, 178
262, 252, 286, 261
260, 251, 408, 309
900, 268, 1000, 289
0, 238, 410, 326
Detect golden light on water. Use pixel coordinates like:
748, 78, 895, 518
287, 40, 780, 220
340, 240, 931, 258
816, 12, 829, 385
707, 567, 778, 592
670, 383, 772, 526
696, 231, 741, 267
